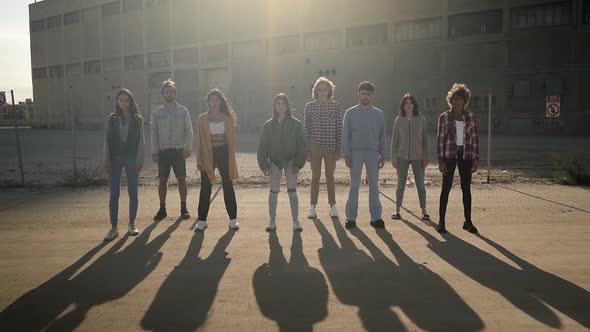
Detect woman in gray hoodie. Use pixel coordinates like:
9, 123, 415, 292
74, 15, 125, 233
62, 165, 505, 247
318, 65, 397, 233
390, 93, 430, 220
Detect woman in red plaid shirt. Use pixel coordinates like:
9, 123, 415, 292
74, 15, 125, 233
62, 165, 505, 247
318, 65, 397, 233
436, 83, 479, 234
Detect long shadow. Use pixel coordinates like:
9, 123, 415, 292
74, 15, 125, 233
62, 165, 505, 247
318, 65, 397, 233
141, 230, 235, 331
253, 231, 328, 331
312, 218, 484, 331
1, 218, 181, 331
401, 218, 590, 329
0, 242, 108, 331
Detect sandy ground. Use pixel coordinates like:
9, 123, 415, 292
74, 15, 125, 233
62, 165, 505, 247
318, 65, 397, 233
0, 183, 589, 331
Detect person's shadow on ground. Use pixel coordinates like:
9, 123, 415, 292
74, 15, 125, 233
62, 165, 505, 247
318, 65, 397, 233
253, 231, 329, 332
0, 218, 183, 332
401, 218, 590, 329
313, 218, 484, 332
140, 230, 235, 332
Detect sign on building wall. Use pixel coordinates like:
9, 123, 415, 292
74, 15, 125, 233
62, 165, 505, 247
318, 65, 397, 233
546, 95, 560, 118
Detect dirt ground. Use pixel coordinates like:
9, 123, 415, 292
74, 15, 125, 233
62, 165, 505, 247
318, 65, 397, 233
1, 183, 589, 331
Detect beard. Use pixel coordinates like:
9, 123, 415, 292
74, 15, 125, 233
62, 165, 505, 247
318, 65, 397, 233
165, 96, 175, 103
360, 99, 370, 106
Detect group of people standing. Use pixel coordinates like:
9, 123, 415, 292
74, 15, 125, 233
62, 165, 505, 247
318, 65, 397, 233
102, 77, 480, 241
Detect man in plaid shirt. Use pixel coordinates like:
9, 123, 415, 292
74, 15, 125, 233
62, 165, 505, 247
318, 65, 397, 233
304, 77, 342, 219
436, 83, 480, 234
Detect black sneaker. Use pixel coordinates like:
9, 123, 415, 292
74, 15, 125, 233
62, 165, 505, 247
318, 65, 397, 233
154, 207, 167, 221
436, 222, 447, 233
463, 222, 478, 234
345, 220, 357, 229
370, 219, 385, 229
180, 207, 191, 219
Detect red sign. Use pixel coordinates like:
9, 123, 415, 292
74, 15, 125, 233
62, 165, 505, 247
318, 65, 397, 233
546, 95, 560, 118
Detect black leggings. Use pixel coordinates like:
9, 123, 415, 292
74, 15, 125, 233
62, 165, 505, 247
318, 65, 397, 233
197, 145, 237, 221
439, 150, 473, 223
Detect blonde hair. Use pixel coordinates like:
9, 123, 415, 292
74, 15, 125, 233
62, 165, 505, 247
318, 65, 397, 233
312, 77, 335, 100
446, 83, 471, 108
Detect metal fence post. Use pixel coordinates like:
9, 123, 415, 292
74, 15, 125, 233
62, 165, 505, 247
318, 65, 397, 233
11, 90, 25, 186
487, 91, 492, 184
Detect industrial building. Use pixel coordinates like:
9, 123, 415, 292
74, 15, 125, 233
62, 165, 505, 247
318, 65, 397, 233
29, 0, 590, 134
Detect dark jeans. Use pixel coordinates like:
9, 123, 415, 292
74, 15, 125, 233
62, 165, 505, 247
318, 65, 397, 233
198, 144, 237, 221
439, 149, 473, 224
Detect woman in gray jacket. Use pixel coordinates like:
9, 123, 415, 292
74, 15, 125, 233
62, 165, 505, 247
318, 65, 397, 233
390, 93, 430, 220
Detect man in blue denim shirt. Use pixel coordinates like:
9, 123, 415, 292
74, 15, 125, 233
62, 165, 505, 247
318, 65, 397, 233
150, 79, 194, 221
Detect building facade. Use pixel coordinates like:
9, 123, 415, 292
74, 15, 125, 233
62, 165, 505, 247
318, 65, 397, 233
29, 0, 590, 134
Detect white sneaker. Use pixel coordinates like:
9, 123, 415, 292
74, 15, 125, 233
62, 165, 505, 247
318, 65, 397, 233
307, 205, 317, 219
128, 224, 140, 236
293, 220, 303, 232
329, 205, 339, 218
195, 220, 208, 232
266, 220, 277, 232
229, 218, 240, 230
104, 227, 119, 241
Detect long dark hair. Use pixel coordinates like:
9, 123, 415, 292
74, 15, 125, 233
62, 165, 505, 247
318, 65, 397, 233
273, 93, 292, 119
399, 93, 419, 117
207, 89, 236, 126
115, 89, 142, 124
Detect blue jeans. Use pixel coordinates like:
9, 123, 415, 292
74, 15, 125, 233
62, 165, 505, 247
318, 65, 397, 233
396, 158, 427, 209
109, 157, 139, 226
268, 160, 299, 222
345, 150, 382, 222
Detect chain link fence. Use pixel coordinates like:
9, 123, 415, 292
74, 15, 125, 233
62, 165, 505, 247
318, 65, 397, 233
1, 87, 589, 188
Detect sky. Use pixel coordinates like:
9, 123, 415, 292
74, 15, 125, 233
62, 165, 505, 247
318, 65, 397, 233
0, 0, 32, 92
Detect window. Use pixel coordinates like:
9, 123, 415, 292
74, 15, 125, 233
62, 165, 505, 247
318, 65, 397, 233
66, 63, 81, 76
83, 7, 100, 23
149, 72, 171, 89
513, 80, 531, 97
84, 60, 102, 74
102, 1, 120, 17
545, 79, 563, 95
125, 54, 144, 71
148, 51, 171, 67
268, 35, 299, 56
203, 44, 228, 64
146, 0, 168, 8
583, 0, 590, 24
48, 65, 64, 79
123, 0, 142, 12
174, 48, 199, 65
47, 15, 62, 30
449, 10, 503, 38
393, 17, 441, 43
64, 11, 80, 25
512, 2, 571, 29
346, 24, 387, 47
30, 19, 45, 33
103, 57, 122, 72
304, 30, 341, 50
233, 40, 264, 57
32, 67, 47, 79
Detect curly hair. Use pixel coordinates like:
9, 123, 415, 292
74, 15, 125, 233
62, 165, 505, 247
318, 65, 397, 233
160, 79, 176, 95
446, 83, 471, 108
312, 77, 335, 100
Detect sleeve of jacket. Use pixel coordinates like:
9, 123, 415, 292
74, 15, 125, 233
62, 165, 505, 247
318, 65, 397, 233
303, 103, 311, 148
257, 123, 270, 171
136, 118, 145, 169
150, 110, 159, 155
421, 116, 430, 162
196, 117, 204, 168
342, 109, 351, 159
471, 113, 480, 166
437, 112, 446, 165
183, 107, 194, 153
294, 121, 307, 168
103, 118, 111, 168
335, 103, 343, 152
390, 116, 400, 162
